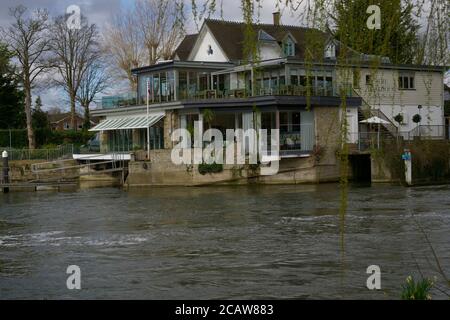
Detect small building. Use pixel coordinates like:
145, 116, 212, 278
49, 113, 96, 131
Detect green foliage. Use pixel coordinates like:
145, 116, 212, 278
393, 113, 404, 124
198, 162, 223, 175
378, 140, 450, 184
0, 129, 94, 148
35, 96, 43, 110
202, 109, 215, 128
32, 109, 50, 131
401, 276, 433, 300
410, 140, 450, 183
412, 114, 422, 124
0, 42, 25, 129
335, 0, 419, 64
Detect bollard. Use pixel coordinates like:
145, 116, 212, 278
2, 150, 10, 193
402, 149, 412, 186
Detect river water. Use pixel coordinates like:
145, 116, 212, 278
0, 184, 449, 300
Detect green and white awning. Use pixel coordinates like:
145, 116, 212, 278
90, 113, 165, 131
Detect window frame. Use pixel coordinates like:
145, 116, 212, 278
398, 73, 416, 90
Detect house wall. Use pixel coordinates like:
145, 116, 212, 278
259, 42, 282, 61
354, 68, 444, 132
52, 117, 84, 131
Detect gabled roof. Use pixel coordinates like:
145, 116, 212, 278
173, 34, 199, 60
186, 19, 329, 61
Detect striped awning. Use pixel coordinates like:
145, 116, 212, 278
90, 113, 165, 131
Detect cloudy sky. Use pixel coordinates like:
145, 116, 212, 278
0, 0, 295, 111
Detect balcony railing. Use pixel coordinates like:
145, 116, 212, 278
179, 84, 353, 101
400, 125, 447, 141
101, 84, 355, 110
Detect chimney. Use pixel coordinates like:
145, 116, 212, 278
273, 11, 280, 26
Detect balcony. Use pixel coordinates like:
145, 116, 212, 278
178, 84, 353, 101
99, 82, 354, 110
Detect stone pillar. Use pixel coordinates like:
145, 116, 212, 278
132, 129, 140, 149
100, 131, 109, 153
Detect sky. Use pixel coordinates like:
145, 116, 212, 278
0, 0, 293, 111
0, 0, 448, 111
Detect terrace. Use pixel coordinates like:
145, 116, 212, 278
100, 60, 355, 110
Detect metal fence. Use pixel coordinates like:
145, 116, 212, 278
0, 145, 74, 161
401, 125, 447, 140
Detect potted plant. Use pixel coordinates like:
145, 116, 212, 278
412, 114, 422, 125
394, 113, 404, 126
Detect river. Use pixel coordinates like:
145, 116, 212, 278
0, 184, 449, 299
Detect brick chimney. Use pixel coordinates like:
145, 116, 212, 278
273, 11, 280, 26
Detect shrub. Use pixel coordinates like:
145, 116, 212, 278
412, 114, 422, 124
198, 162, 223, 175
394, 113, 404, 125
401, 276, 433, 300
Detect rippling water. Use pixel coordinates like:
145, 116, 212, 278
0, 184, 449, 299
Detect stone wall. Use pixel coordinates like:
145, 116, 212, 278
125, 106, 346, 186
1, 160, 79, 182
164, 110, 179, 149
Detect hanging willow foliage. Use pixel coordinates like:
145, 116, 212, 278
182, 0, 449, 260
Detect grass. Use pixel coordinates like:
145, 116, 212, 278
401, 276, 434, 300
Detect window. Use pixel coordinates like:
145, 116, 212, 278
179, 71, 188, 99
283, 38, 295, 57
366, 75, 372, 86
280, 112, 301, 133
299, 75, 307, 86
290, 75, 299, 85
325, 44, 336, 59
399, 74, 415, 90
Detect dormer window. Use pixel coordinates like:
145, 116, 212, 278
283, 38, 295, 57
325, 43, 336, 59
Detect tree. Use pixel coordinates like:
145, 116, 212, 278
35, 96, 43, 111
0, 42, 25, 129
1, 5, 51, 148
32, 109, 49, 130
103, 8, 144, 91
76, 62, 109, 130
49, 15, 100, 131
135, 0, 185, 64
103, 0, 185, 90
334, 0, 419, 64
414, 0, 450, 66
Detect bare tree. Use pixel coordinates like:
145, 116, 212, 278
103, 0, 185, 91
136, 0, 184, 64
76, 62, 109, 129
49, 15, 100, 131
1, 5, 51, 149
160, 6, 186, 61
103, 9, 144, 91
